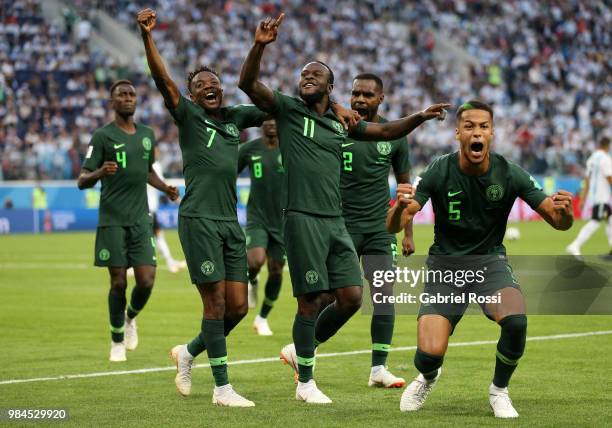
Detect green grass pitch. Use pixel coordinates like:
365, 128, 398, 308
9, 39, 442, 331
1, 220, 611, 426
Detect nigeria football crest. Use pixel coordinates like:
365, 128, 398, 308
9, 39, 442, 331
305, 270, 319, 285
376, 141, 392, 156
331, 120, 345, 135
142, 137, 152, 151
225, 123, 240, 137
486, 184, 504, 202
201, 260, 215, 275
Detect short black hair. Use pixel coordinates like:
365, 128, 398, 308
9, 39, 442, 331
314, 61, 334, 85
353, 73, 383, 91
600, 136, 611, 148
187, 66, 220, 93
455, 100, 494, 121
109, 79, 134, 96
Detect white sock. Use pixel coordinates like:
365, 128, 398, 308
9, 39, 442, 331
214, 384, 232, 393
606, 217, 612, 247
156, 231, 174, 265
570, 220, 600, 249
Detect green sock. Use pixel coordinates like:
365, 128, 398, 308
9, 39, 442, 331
126, 285, 152, 319
414, 348, 443, 380
314, 302, 353, 345
259, 274, 282, 318
203, 319, 229, 387
493, 315, 527, 388
108, 289, 126, 342
371, 314, 395, 366
248, 269, 259, 286
187, 319, 207, 357
293, 314, 315, 383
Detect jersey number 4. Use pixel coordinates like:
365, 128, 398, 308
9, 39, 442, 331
116, 152, 127, 168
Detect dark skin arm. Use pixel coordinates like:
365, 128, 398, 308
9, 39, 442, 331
395, 172, 415, 256
238, 14, 359, 128
77, 162, 118, 190
534, 190, 574, 231
238, 14, 284, 112
148, 168, 179, 201
386, 183, 420, 234
137, 9, 180, 109
352, 104, 450, 141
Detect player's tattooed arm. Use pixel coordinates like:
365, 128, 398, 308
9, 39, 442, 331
396, 172, 415, 256
351, 103, 450, 140
239, 14, 285, 112
386, 183, 420, 234
137, 8, 180, 109
535, 190, 574, 231
148, 169, 179, 201
77, 163, 118, 189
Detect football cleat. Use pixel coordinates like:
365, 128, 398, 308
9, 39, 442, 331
399, 369, 441, 412
109, 341, 127, 362
253, 315, 273, 336
296, 380, 332, 404
212, 384, 255, 407
489, 384, 519, 418
368, 366, 406, 388
124, 316, 138, 351
170, 344, 193, 396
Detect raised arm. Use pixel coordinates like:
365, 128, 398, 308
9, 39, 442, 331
535, 190, 574, 231
238, 14, 284, 112
386, 183, 421, 234
137, 9, 180, 109
352, 103, 450, 141
395, 172, 415, 256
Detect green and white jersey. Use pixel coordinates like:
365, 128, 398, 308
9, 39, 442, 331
341, 116, 410, 233
168, 96, 267, 220
269, 90, 367, 217
238, 138, 284, 232
414, 152, 547, 255
83, 122, 154, 226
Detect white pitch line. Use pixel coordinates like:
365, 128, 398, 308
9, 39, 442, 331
1, 330, 611, 386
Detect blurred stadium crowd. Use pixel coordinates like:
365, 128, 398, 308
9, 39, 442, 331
0, 0, 609, 180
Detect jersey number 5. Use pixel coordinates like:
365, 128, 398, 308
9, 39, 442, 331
449, 201, 461, 221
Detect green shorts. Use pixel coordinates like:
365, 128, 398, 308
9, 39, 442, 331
246, 223, 285, 262
94, 221, 156, 267
284, 211, 362, 297
418, 257, 521, 332
350, 231, 398, 314
178, 216, 247, 285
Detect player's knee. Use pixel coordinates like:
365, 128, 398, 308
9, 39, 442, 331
337, 292, 362, 315
109, 277, 127, 293
498, 314, 527, 359
226, 301, 248, 321
248, 253, 266, 270
136, 274, 155, 289
414, 348, 444, 375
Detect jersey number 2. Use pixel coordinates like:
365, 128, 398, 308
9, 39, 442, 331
343, 152, 352, 171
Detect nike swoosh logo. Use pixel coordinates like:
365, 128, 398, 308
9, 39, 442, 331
113, 144, 125, 149
341, 143, 354, 148
251, 156, 262, 160
448, 190, 463, 197
204, 119, 216, 126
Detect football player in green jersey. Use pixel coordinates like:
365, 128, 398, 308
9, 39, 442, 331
138, 8, 269, 407
387, 100, 574, 418
341, 73, 413, 388
78, 80, 179, 363
237, 119, 286, 335
239, 14, 449, 403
